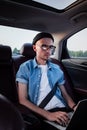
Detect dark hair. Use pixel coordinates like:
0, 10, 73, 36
32, 32, 54, 45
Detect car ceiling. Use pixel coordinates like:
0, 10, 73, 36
0, 0, 87, 38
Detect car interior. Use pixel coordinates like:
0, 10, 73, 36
0, 0, 87, 129
0, 94, 24, 130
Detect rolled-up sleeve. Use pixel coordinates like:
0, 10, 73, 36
16, 62, 29, 84
58, 70, 65, 85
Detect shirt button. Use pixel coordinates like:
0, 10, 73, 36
35, 95, 37, 98
39, 73, 41, 76
37, 85, 39, 88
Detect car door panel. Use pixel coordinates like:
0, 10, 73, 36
62, 58, 87, 101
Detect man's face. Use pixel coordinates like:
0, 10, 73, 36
33, 38, 55, 61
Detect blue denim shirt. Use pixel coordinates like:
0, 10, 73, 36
16, 58, 66, 106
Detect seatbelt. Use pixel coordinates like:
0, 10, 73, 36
39, 82, 58, 108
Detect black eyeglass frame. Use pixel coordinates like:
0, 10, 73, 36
36, 44, 56, 55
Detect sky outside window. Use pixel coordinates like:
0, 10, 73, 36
33, 0, 77, 10
0, 25, 87, 52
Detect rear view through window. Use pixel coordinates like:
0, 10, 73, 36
0, 25, 39, 54
67, 28, 87, 58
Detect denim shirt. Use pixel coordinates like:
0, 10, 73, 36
16, 58, 66, 106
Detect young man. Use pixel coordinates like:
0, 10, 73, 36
16, 32, 77, 128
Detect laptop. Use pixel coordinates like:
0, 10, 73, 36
44, 99, 87, 130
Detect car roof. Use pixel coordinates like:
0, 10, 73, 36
0, 0, 87, 39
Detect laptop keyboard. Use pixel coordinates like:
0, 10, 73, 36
44, 112, 73, 130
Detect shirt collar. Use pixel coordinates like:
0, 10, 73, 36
32, 57, 52, 69
33, 57, 38, 68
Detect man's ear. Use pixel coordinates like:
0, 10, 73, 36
33, 45, 36, 52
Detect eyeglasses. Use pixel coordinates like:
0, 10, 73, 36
37, 44, 56, 54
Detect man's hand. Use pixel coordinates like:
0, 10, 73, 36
46, 111, 70, 126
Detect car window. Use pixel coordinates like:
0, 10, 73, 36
0, 25, 39, 54
33, 0, 77, 10
67, 28, 87, 58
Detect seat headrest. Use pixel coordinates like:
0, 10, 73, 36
20, 43, 36, 58
0, 45, 12, 61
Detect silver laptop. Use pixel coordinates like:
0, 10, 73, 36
44, 99, 87, 130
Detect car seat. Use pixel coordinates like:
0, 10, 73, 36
0, 45, 18, 103
0, 45, 41, 130
0, 94, 24, 130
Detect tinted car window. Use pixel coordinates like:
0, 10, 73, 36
0, 25, 39, 54
67, 28, 87, 58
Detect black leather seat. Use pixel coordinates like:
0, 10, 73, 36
13, 43, 36, 74
0, 45, 18, 103
0, 94, 24, 130
20, 43, 36, 58
0, 45, 41, 130
50, 58, 75, 100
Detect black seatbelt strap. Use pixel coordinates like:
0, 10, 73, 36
39, 82, 58, 108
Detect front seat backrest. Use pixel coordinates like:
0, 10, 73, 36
0, 94, 24, 130
0, 45, 18, 103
